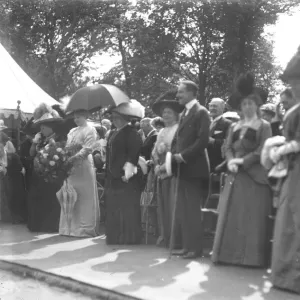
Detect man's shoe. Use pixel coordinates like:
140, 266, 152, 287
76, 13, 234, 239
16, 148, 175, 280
183, 251, 202, 259
172, 249, 188, 256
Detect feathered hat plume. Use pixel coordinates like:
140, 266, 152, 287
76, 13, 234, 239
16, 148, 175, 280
227, 72, 268, 110
33, 103, 54, 121
32, 103, 62, 127
52, 104, 66, 118
155, 89, 178, 102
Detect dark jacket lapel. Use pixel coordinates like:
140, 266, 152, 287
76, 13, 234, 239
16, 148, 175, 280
178, 104, 198, 133
144, 130, 156, 145
210, 117, 223, 135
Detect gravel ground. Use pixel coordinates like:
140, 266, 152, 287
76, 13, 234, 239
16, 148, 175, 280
0, 269, 94, 300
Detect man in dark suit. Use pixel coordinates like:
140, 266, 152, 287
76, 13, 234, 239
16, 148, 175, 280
171, 80, 210, 259
208, 98, 232, 172
140, 118, 157, 161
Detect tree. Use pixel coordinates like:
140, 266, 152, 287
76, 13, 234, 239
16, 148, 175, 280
1, 0, 298, 108
99, 0, 298, 108
0, 0, 112, 99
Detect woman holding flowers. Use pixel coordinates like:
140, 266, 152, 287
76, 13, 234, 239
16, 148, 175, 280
58, 110, 100, 237
151, 91, 184, 247
27, 104, 65, 232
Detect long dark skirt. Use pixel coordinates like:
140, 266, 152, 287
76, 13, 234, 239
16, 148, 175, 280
27, 172, 61, 233
271, 154, 300, 294
105, 176, 142, 245
212, 170, 272, 267
0, 174, 12, 222
7, 173, 27, 222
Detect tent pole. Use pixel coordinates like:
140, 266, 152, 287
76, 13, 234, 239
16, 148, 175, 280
16, 100, 21, 153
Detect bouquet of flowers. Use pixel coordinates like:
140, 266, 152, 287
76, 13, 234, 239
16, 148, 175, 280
34, 139, 69, 184
64, 143, 84, 175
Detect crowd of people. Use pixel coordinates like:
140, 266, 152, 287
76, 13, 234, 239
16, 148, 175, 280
0, 47, 300, 295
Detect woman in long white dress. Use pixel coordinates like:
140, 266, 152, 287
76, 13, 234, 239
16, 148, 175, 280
58, 110, 100, 237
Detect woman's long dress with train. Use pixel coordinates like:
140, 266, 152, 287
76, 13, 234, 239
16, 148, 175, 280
212, 119, 272, 267
152, 123, 178, 247
59, 124, 100, 237
271, 103, 300, 294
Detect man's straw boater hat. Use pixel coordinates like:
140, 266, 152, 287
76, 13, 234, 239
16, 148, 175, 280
33, 103, 63, 127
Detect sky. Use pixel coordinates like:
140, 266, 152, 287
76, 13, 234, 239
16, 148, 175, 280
271, 8, 300, 68
86, 7, 300, 80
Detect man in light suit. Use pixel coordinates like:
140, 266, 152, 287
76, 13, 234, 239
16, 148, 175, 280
171, 80, 210, 259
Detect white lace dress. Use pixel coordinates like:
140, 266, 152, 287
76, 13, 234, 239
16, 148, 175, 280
59, 124, 100, 237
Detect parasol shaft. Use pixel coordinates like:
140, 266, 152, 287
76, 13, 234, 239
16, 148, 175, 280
168, 163, 180, 259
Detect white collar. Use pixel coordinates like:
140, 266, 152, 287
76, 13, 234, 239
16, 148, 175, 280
185, 99, 198, 111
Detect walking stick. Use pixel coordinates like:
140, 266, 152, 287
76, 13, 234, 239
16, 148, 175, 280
168, 163, 180, 259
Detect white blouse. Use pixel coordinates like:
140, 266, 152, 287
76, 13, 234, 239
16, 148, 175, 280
152, 123, 178, 163
67, 125, 97, 158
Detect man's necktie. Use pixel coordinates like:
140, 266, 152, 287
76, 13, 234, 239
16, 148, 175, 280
210, 119, 216, 133
180, 108, 187, 125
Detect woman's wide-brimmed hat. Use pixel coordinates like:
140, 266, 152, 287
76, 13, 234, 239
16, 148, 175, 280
33, 103, 63, 127
110, 99, 145, 119
227, 72, 268, 110
0, 120, 7, 130
152, 90, 184, 116
280, 46, 300, 83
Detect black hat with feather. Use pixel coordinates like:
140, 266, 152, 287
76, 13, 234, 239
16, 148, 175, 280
51, 104, 76, 136
227, 72, 268, 111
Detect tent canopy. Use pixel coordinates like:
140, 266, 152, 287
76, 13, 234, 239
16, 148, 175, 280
0, 43, 58, 113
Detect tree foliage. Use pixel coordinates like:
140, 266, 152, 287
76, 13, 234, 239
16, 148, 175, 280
0, 0, 299, 109
0, 0, 111, 99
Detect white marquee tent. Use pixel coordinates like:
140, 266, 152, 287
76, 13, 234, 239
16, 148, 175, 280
0, 43, 58, 114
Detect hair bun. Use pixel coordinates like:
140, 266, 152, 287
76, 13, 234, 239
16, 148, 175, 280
227, 72, 268, 110
156, 90, 178, 102
236, 72, 255, 96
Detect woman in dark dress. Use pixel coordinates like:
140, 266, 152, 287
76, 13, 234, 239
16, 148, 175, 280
105, 101, 144, 245
263, 47, 300, 294
27, 103, 64, 233
212, 73, 272, 267
5, 141, 27, 223
0, 132, 11, 222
